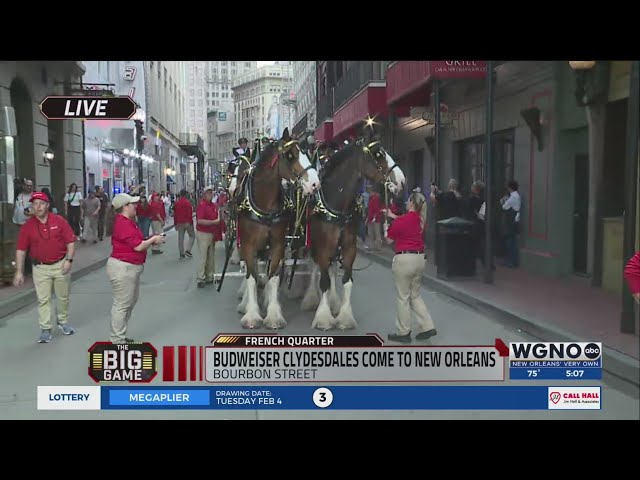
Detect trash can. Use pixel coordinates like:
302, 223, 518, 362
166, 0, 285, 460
435, 216, 476, 279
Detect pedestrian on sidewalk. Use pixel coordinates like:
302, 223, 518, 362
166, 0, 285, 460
136, 195, 152, 239
174, 189, 195, 259
64, 183, 83, 237
382, 190, 437, 344
149, 193, 166, 255
13, 178, 34, 275
107, 194, 165, 344
500, 180, 521, 268
623, 251, 640, 303
195, 186, 222, 288
13, 191, 77, 344
81, 189, 100, 244
95, 186, 110, 241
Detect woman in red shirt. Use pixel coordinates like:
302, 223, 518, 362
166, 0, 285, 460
107, 194, 165, 344
624, 251, 640, 303
366, 187, 383, 250
382, 190, 437, 343
195, 186, 223, 288
149, 194, 166, 254
135, 195, 152, 239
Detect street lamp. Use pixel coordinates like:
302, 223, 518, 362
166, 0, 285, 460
165, 167, 172, 175
132, 108, 146, 187
43, 147, 54, 164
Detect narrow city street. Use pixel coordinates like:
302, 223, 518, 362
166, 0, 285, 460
0, 228, 637, 420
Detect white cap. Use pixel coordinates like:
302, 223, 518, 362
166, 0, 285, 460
112, 193, 140, 209
204, 185, 215, 192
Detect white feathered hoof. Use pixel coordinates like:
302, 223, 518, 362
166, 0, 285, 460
311, 299, 334, 331
263, 312, 287, 330
334, 308, 357, 330
240, 311, 263, 329
237, 293, 248, 314
329, 292, 342, 317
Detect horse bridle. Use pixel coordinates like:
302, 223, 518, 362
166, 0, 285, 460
359, 139, 399, 181
277, 139, 315, 184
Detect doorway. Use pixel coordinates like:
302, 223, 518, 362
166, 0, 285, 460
410, 149, 424, 192
9, 78, 35, 183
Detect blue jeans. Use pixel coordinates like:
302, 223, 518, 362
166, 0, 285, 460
138, 217, 151, 239
504, 234, 520, 267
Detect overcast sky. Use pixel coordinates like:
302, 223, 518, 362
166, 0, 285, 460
257, 61, 274, 67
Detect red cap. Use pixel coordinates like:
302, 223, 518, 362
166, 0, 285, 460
30, 192, 49, 203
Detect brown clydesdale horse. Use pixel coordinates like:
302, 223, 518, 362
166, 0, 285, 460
236, 128, 320, 329
301, 131, 406, 330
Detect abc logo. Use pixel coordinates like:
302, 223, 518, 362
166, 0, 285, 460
583, 343, 600, 359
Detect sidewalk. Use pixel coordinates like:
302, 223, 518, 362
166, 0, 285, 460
0, 219, 174, 320
358, 242, 639, 384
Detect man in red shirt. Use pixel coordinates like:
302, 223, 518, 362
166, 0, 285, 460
149, 193, 166, 254
195, 186, 222, 288
383, 190, 436, 344
173, 189, 195, 258
624, 251, 640, 303
107, 193, 165, 343
13, 191, 77, 343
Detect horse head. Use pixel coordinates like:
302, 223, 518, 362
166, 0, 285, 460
358, 129, 405, 193
272, 128, 320, 195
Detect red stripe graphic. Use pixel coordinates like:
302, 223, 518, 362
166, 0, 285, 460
190, 346, 197, 381
163, 346, 175, 381
199, 346, 203, 381
178, 346, 187, 381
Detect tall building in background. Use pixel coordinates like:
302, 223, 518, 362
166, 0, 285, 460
185, 61, 207, 142
144, 60, 188, 193
232, 63, 292, 142
291, 62, 317, 138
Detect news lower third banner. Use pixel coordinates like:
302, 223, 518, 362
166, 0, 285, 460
37, 385, 603, 410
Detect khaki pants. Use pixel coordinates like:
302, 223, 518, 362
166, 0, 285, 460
195, 230, 216, 281
367, 222, 382, 249
106, 257, 144, 344
151, 220, 164, 251
83, 215, 98, 242
392, 253, 435, 335
32, 259, 71, 330
176, 223, 195, 255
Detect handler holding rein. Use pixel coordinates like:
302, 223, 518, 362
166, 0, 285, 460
382, 190, 437, 344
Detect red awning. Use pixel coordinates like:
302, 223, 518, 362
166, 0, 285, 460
386, 61, 433, 114
332, 85, 387, 138
315, 120, 334, 143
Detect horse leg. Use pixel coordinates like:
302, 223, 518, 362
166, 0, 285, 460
328, 262, 341, 316
311, 255, 335, 330
239, 251, 263, 329
237, 276, 246, 300
230, 247, 241, 265
301, 261, 321, 310
263, 241, 286, 330
334, 235, 357, 330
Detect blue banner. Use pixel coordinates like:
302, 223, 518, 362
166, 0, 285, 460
97, 385, 601, 410
510, 368, 602, 380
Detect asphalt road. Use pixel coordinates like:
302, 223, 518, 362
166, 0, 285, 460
0, 229, 637, 419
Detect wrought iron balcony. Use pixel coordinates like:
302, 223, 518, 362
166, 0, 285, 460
179, 133, 205, 151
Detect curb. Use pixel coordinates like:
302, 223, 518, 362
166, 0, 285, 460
359, 247, 640, 388
0, 224, 176, 321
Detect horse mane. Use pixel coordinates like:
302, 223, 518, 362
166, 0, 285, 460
321, 142, 357, 179
253, 142, 277, 167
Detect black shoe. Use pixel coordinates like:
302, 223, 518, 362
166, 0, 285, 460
152, 250, 163, 255
388, 332, 412, 344
197, 281, 205, 288
416, 329, 437, 340
185, 251, 193, 258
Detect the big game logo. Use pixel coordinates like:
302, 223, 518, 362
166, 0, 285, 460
88, 342, 157, 383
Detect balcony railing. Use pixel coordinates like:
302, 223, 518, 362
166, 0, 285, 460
179, 133, 205, 152
333, 62, 374, 112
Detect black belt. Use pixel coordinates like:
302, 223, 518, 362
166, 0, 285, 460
32, 257, 66, 266
396, 250, 424, 255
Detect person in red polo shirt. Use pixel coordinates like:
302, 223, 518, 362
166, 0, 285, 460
149, 193, 166, 254
366, 186, 383, 250
14, 191, 77, 344
195, 186, 222, 288
174, 189, 195, 259
624, 251, 640, 303
107, 193, 165, 344
382, 189, 437, 344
